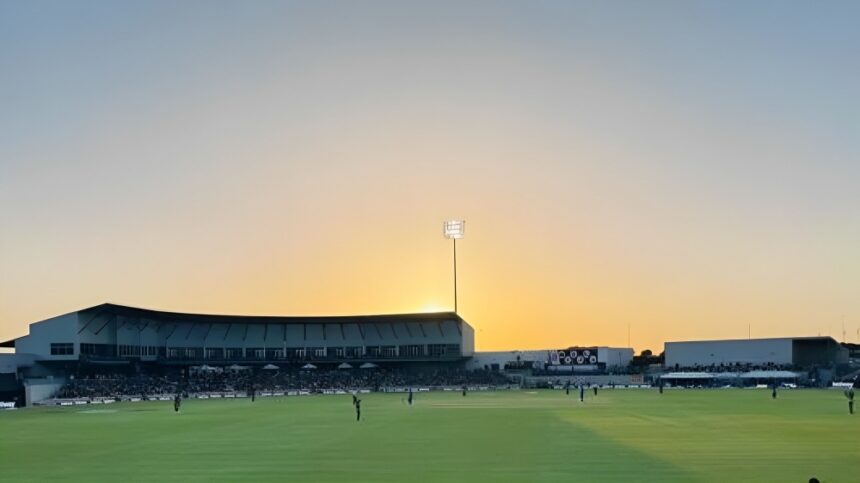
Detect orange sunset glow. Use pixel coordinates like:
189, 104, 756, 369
1, 1, 858, 353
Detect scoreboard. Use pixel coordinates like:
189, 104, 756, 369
548, 347, 599, 366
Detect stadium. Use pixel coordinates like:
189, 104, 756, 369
1, 303, 858, 481
5, 0, 860, 480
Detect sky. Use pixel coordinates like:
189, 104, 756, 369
1, 0, 858, 353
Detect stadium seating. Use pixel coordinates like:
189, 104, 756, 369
51, 368, 510, 403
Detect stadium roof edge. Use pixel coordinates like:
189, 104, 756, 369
69, 303, 468, 325
665, 336, 839, 344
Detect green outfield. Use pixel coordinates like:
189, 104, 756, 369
1, 389, 856, 482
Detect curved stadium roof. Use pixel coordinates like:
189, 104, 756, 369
77, 303, 465, 325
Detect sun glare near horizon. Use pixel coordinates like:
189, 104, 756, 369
1, 1, 858, 352
418, 303, 450, 314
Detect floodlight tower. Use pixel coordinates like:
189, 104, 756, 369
443, 220, 465, 313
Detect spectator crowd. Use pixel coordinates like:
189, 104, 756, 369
56, 367, 510, 399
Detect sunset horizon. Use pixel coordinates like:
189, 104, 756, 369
2, 1, 858, 354
2, 3, 858, 482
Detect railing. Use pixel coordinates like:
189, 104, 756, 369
154, 353, 465, 363
79, 350, 465, 364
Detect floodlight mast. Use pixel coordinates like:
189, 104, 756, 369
443, 220, 465, 313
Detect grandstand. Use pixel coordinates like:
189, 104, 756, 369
1, 303, 473, 365
662, 337, 851, 387
0, 303, 481, 405
664, 337, 848, 369
2, 304, 857, 407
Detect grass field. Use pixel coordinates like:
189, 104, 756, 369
1, 389, 857, 482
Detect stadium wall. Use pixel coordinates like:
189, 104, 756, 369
461, 323, 475, 357
6, 304, 475, 364
13, 313, 79, 361
467, 350, 549, 370
468, 348, 633, 371
665, 338, 793, 368
598, 347, 634, 367
526, 374, 640, 387
0, 354, 38, 374
24, 377, 65, 405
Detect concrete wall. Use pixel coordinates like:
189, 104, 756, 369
14, 313, 80, 360
0, 354, 18, 374
461, 322, 475, 357
466, 350, 549, 370
0, 354, 39, 373
599, 348, 635, 368
24, 377, 65, 405
665, 339, 793, 368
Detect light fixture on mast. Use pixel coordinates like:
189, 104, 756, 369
443, 220, 465, 313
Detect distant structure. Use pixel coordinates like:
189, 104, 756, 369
664, 337, 848, 369
1, 303, 474, 365
468, 347, 633, 373
1, 303, 855, 406
0, 303, 476, 405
